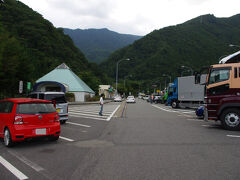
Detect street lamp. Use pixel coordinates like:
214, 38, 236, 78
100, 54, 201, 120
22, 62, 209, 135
116, 58, 130, 94
162, 74, 171, 88
181, 65, 193, 75
229, 44, 240, 48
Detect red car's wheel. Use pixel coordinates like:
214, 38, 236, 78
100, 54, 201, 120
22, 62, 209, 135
4, 128, 14, 147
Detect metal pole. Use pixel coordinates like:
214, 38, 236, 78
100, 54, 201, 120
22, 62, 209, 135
116, 62, 119, 95
115, 58, 130, 95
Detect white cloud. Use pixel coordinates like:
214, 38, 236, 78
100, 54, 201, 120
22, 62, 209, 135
19, 0, 240, 35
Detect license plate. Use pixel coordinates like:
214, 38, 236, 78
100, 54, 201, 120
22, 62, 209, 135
35, 128, 46, 135
56, 109, 63, 113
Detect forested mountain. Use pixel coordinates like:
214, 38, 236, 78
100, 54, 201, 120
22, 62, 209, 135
100, 14, 240, 91
0, 0, 108, 97
63, 28, 142, 64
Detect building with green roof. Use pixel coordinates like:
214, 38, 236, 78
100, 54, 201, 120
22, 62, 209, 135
33, 63, 95, 102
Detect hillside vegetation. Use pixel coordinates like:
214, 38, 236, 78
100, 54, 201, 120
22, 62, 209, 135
100, 14, 240, 93
0, 0, 107, 97
64, 28, 141, 64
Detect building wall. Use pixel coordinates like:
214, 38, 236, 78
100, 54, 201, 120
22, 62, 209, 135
72, 92, 95, 102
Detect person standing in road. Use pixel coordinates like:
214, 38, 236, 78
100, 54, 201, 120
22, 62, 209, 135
99, 94, 104, 116
151, 94, 154, 104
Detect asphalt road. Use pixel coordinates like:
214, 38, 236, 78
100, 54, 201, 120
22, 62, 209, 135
1, 100, 240, 180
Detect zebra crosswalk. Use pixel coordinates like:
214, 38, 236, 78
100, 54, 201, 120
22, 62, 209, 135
68, 104, 120, 121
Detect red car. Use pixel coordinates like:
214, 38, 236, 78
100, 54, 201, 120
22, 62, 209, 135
0, 98, 61, 147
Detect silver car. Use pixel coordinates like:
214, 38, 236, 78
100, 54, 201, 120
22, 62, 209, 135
29, 92, 68, 124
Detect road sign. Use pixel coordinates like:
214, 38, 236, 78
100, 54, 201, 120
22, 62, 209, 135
156, 90, 160, 93
27, 82, 31, 91
19, 81, 23, 94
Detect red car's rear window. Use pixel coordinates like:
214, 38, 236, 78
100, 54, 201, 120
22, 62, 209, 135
0, 101, 14, 113
16, 103, 56, 115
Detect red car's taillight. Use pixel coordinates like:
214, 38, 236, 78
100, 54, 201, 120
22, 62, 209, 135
14, 116, 23, 124
55, 114, 60, 122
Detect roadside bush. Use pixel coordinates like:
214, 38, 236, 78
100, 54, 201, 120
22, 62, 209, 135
86, 95, 100, 102
65, 92, 75, 102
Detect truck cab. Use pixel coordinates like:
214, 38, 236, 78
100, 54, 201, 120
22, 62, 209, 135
167, 79, 178, 108
204, 62, 240, 130
196, 50, 240, 130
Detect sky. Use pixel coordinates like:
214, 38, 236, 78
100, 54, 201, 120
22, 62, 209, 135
19, 0, 240, 36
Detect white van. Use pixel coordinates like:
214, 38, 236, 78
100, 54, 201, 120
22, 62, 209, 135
29, 92, 68, 124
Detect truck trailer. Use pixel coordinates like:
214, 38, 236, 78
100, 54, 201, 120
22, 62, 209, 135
167, 75, 206, 108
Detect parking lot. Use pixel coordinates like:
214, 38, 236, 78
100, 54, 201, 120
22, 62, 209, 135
0, 102, 122, 180
1, 100, 240, 179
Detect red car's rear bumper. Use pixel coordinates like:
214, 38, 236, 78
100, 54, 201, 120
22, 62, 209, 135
9, 122, 61, 142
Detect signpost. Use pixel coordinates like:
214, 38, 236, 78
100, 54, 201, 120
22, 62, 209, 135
19, 81, 23, 94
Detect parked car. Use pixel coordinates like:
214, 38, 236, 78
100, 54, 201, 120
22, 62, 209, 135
153, 96, 162, 104
0, 98, 61, 147
126, 96, 136, 103
114, 96, 122, 102
29, 92, 68, 124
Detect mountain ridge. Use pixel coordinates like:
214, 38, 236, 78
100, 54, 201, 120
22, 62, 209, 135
63, 28, 142, 64
100, 13, 240, 87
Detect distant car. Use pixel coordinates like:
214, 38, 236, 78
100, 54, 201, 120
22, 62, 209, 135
0, 98, 61, 147
29, 92, 68, 124
142, 95, 149, 100
114, 96, 122, 102
126, 96, 136, 103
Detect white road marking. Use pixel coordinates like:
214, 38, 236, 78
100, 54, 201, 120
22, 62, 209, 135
66, 122, 91, 128
181, 111, 195, 114
227, 135, 240, 138
8, 150, 44, 172
152, 105, 177, 112
59, 136, 74, 142
202, 125, 211, 127
68, 109, 113, 114
0, 156, 28, 180
69, 112, 109, 118
69, 114, 108, 121
187, 119, 203, 122
107, 105, 121, 121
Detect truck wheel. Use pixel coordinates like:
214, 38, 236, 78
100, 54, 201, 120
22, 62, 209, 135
220, 108, 240, 131
4, 128, 14, 147
172, 101, 178, 108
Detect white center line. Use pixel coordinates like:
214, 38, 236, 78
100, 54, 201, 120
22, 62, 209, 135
0, 156, 28, 180
59, 136, 74, 142
66, 122, 91, 128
